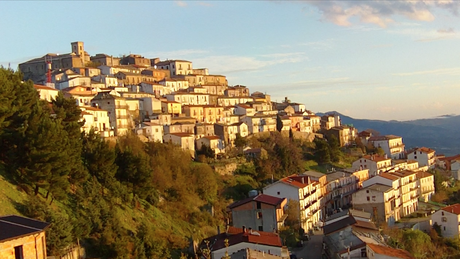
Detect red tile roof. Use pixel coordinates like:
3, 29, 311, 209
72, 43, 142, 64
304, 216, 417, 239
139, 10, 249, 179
228, 194, 285, 209
379, 173, 400, 181
442, 204, 460, 215
203, 226, 282, 251
367, 243, 414, 259
279, 175, 310, 188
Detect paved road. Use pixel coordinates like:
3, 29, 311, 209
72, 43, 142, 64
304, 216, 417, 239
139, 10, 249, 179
291, 229, 324, 259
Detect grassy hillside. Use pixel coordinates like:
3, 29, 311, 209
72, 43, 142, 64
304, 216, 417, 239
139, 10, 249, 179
0, 172, 28, 216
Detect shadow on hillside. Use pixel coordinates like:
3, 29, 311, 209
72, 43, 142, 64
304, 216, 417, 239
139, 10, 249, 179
7, 196, 27, 215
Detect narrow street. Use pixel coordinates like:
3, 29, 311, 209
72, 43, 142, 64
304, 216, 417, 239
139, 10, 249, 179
290, 229, 324, 259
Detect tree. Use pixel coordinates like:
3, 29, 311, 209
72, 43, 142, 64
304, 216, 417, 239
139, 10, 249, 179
313, 137, 331, 164
234, 133, 247, 149
197, 144, 214, 159
52, 92, 88, 185
82, 130, 118, 196
276, 114, 283, 132
328, 135, 341, 162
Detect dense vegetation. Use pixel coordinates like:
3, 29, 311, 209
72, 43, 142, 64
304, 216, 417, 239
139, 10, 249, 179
0, 68, 348, 258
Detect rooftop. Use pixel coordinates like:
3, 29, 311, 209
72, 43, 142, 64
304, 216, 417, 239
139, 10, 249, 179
0, 215, 50, 242
228, 194, 285, 209
367, 243, 414, 259
441, 204, 460, 215
203, 226, 282, 251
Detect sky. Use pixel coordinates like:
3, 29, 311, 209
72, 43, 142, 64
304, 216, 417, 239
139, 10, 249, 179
1, 1, 460, 121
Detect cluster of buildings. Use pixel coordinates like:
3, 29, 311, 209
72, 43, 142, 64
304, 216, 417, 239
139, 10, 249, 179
25, 41, 358, 157
208, 135, 440, 258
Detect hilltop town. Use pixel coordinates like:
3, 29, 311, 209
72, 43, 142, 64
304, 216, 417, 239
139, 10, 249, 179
2, 41, 460, 259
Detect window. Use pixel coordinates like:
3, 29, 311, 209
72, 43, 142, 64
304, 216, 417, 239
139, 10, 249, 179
258, 226, 263, 231
442, 217, 447, 222
361, 248, 367, 257
366, 190, 369, 193
367, 196, 370, 201
372, 196, 376, 201
257, 202, 261, 209
444, 226, 446, 231
277, 191, 280, 195
442, 212, 444, 216
14, 245, 24, 259
257, 212, 263, 219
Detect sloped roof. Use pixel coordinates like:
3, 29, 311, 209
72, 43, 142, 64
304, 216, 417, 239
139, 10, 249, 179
0, 215, 49, 242
442, 204, 460, 215
324, 215, 357, 235
228, 194, 285, 209
203, 226, 282, 251
369, 135, 402, 141
367, 243, 414, 259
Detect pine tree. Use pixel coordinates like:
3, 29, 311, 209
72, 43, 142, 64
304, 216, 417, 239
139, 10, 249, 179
52, 92, 88, 185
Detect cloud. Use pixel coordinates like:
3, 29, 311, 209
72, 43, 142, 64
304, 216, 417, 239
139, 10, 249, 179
438, 28, 455, 34
303, 0, 460, 27
394, 67, 460, 76
192, 52, 308, 74
174, 1, 187, 7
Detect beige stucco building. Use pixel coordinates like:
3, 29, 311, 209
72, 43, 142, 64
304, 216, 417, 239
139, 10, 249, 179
91, 91, 132, 136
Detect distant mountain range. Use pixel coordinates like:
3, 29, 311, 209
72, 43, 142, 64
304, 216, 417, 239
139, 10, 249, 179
319, 112, 460, 156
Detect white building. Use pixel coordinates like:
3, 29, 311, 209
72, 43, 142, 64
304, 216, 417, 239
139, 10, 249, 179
351, 154, 392, 177
431, 204, 460, 238
368, 135, 405, 160
407, 147, 436, 169
263, 174, 322, 232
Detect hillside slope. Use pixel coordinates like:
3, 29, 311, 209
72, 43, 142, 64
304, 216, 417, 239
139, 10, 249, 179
321, 112, 460, 155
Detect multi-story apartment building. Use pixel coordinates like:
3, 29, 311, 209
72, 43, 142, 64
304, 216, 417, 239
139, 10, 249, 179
155, 60, 193, 76
324, 125, 358, 147
91, 91, 132, 136
352, 184, 399, 224
407, 147, 436, 169
369, 135, 405, 159
263, 174, 322, 232
417, 171, 435, 202
351, 154, 392, 177
359, 170, 422, 222
90, 53, 120, 66
165, 92, 209, 106
80, 106, 114, 137
214, 122, 248, 147
228, 193, 287, 232
33, 84, 59, 102
320, 114, 341, 130
62, 85, 97, 106
325, 172, 359, 215
120, 54, 150, 67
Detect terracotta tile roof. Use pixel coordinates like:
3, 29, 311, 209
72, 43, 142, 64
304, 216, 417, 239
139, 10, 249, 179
367, 243, 415, 259
83, 106, 104, 111
362, 154, 390, 162
358, 130, 372, 137
369, 135, 402, 141
442, 204, 460, 215
379, 173, 400, 181
203, 226, 282, 251
409, 147, 435, 154
0, 215, 50, 242
279, 175, 310, 188
34, 84, 57, 91
228, 194, 285, 209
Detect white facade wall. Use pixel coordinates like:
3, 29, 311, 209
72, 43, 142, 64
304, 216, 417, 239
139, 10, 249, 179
211, 242, 282, 259
432, 210, 460, 238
